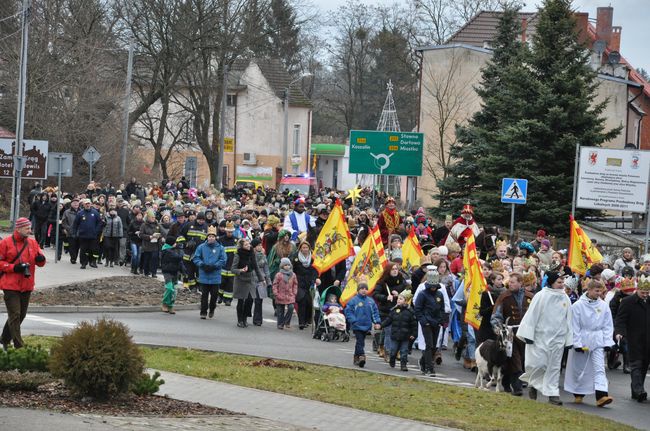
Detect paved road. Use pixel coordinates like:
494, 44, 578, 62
16, 303, 648, 430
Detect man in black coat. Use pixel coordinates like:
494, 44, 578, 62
614, 275, 650, 402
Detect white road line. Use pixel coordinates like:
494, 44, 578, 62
24, 314, 75, 328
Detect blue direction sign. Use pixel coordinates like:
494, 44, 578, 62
501, 178, 528, 204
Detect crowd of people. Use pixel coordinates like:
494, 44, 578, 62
14, 176, 650, 408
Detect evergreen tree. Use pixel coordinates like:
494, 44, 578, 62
436, 7, 534, 219
265, 0, 301, 74
518, 0, 619, 234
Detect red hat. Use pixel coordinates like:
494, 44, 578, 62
461, 203, 474, 215
15, 217, 31, 229
536, 229, 547, 237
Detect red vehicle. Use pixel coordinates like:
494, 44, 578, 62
279, 174, 317, 196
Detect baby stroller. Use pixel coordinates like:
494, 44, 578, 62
312, 285, 350, 342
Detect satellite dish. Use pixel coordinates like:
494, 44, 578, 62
593, 40, 606, 56
608, 51, 621, 65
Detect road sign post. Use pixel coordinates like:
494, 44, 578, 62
501, 178, 528, 244
82, 146, 101, 183
48, 152, 73, 263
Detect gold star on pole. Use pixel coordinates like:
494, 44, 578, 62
346, 186, 362, 205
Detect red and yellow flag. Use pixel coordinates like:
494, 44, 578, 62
312, 200, 354, 274
341, 226, 388, 306
463, 232, 488, 330
402, 227, 424, 271
568, 216, 603, 275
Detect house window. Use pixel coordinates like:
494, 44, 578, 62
292, 124, 301, 156
181, 118, 195, 143
184, 156, 198, 188
226, 95, 237, 106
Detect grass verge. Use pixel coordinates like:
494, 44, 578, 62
25, 336, 635, 431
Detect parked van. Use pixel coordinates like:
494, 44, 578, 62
279, 174, 317, 196
235, 179, 264, 190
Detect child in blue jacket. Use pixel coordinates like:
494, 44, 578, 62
344, 282, 381, 368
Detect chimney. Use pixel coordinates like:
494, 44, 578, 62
610, 26, 622, 52
521, 18, 528, 43
596, 6, 613, 46
574, 12, 590, 46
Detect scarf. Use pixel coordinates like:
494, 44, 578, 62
280, 266, 293, 282
237, 247, 254, 269
298, 251, 312, 267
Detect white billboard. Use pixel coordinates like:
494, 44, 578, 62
576, 146, 650, 213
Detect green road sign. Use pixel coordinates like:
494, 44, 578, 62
348, 130, 423, 176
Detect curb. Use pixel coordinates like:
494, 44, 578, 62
0, 303, 200, 313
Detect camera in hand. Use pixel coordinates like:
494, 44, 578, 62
23, 264, 31, 278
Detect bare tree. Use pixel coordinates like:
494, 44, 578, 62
420, 47, 483, 183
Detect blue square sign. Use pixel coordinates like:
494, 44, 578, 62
501, 178, 528, 204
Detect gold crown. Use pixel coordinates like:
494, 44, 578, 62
495, 240, 508, 249
522, 272, 537, 286
620, 278, 636, 292
207, 225, 217, 236
638, 275, 650, 291
490, 260, 504, 271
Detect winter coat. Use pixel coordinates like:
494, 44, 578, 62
0, 232, 46, 292
102, 215, 123, 238
232, 249, 264, 300
254, 250, 272, 299
160, 244, 183, 275
381, 305, 418, 342
477, 289, 503, 344
127, 219, 143, 246
32, 198, 50, 221
61, 208, 79, 237
344, 293, 380, 332
291, 253, 318, 302
272, 272, 298, 305
192, 240, 227, 284
614, 293, 650, 362
73, 208, 102, 239
47, 200, 60, 223
139, 220, 162, 252
414, 287, 445, 328
372, 274, 407, 319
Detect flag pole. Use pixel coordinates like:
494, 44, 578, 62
571, 144, 580, 218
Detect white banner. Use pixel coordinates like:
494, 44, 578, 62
576, 147, 650, 213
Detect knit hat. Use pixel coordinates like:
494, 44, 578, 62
165, 236, 177, 246
601, 269, 616, 282
15, 217, 31, 229
280, 257, 292, 269
541, 239, 551, 248
357, 282, 369, 291
437, 246, 448, 257
536, 229, 547, 238
546, 271, 561, 286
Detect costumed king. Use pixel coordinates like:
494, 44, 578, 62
445, 203, 480, 248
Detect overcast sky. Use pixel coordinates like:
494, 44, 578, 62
316, 0, 649, 72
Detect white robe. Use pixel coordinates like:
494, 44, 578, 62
414, 283, 451, 350
564, 294, 614, 395
517, 287, 573, 397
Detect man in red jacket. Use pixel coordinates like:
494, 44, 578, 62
0, 217, 46, 349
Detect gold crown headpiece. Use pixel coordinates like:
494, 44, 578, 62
495, 240, 508, 249
638, 275, 650, 291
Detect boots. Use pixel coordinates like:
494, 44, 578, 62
168, 307, 175, 315
400, 359, 409, 372
389, 355, 396, 368
434, 351, 443, 365
378, 346, 385, 358
548, 396, 563, 406
358, 355, 366, 368
161, 304, 169, 312
463, 358, 472, 369
353, 355, 360, 366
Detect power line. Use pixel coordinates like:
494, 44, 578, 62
0, 11, 20, 24
0, 27, 21, 43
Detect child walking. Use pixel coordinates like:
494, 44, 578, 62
273, 258, 298, 329
160, 236, 184, 314
381, 293, 418, 371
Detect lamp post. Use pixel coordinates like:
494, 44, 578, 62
283, 72, 312, 175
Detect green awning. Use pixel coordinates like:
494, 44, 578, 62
310, 143, 346, 156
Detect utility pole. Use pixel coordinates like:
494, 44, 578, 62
282, 88, 289, 175
120, 39, 134, 179
216, 65, 228, 190
10, 0, 31, 228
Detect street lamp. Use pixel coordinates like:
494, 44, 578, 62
283, 72, 312, 175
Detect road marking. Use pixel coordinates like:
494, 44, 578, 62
25, 314, 75, 328
263, 318, 276, 323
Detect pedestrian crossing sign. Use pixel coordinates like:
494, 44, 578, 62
501, 178, 527, 204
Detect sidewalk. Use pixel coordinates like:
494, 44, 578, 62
155, 369, 456, 431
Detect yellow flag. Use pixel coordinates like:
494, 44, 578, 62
463, 232, 488, 330
568, 216, 603, 275
312, 200, 354, 274
402, 227, 424, 271
341, 226, 388, 306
